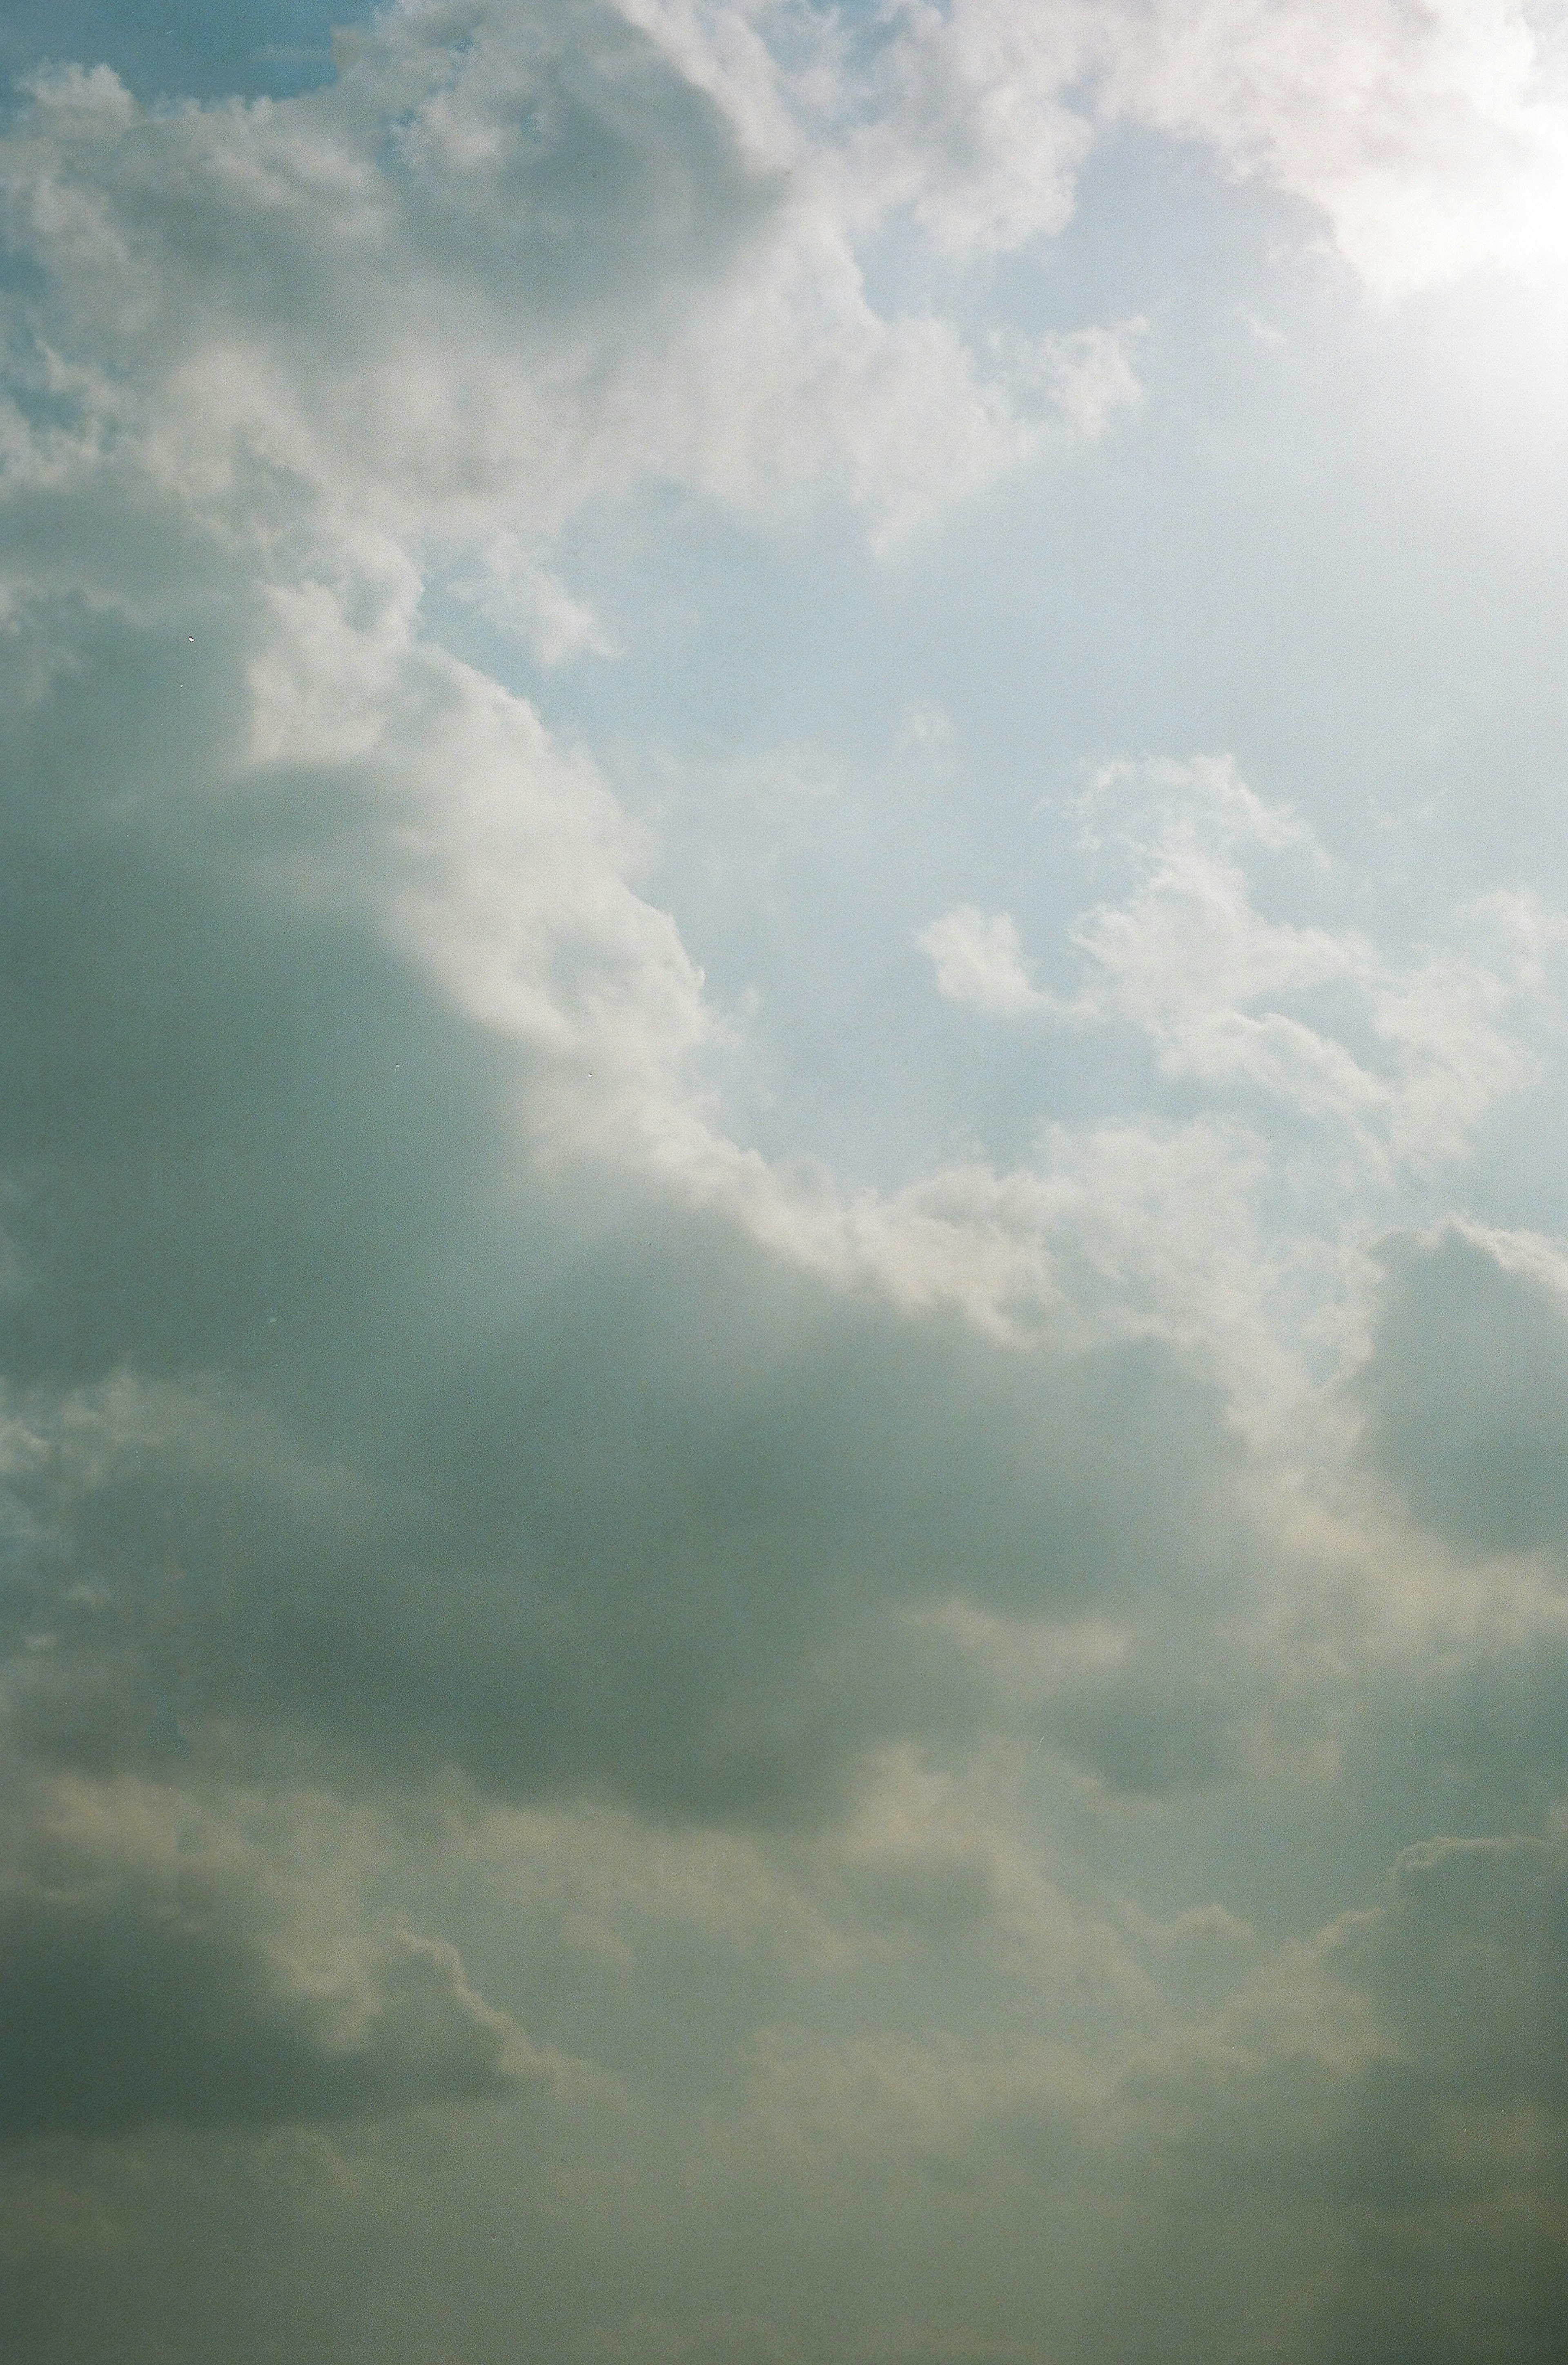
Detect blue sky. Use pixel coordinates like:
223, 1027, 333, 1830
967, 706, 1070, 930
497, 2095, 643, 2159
2, 8, 1568, 2364
0, 3, 370, 101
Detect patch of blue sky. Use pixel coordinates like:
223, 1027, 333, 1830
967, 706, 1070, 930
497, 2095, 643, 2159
0, 0, 376, 105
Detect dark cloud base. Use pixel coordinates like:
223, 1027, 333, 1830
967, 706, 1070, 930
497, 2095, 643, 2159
0, 1873, 524, 2137
0, 583, 1251, 1825
1359, 1226, 1568, 1558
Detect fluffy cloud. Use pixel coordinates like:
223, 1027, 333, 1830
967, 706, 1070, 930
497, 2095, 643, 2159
917, 904, 1044, 1016
0, 0, 1098, 563
921, 760, 1549, 1174
846, 0, 1568, 290
1100, 0, 1568, 292
7, 0, 1557, 624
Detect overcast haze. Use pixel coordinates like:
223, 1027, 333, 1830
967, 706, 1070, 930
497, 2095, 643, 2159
2, 4, 1567, 2361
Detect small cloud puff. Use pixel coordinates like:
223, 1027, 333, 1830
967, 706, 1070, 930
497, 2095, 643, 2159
917, 905, 1047, 1017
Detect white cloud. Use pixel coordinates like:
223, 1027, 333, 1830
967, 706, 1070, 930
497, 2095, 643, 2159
0, 7, 1093, 567
842, 0, 1568, 293
918, 905, 1045, 1016
1100, 0, 1568, 294
246, 575, 714, 1116
1025, 319, 1147, 441
843, 0, 1100, 256
443, 535, 618, 666
920, 759, 1548, 1181
3, 11, 1549, 1439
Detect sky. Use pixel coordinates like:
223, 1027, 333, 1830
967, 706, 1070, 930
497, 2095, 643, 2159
1, 4, 1567, 2361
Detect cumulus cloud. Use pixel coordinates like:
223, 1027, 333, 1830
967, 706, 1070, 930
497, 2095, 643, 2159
1, 6, 1568, 2358
0, 1218, 1252, 1824
1100, 0, 1568, 293
0, 1772, 542, 2138
1127, 1826, 1568, 2361
688, 1824, 1568, 2365
0, 0, 1105, 564
0, 457, 1297, 1845
1356, 1222, 1568, 1557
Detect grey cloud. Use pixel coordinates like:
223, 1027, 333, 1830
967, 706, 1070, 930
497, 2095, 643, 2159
1043, 1639, 1250, 1796
0, 1829, 531, 2140
0, 917, 1247, 1839
628, 1825, 1568, 2365
1343, 1627, 1568, 1839
1356, 1225, 1568, 1557
1045, 1830, 1568, 2363
3, 1220, 1247, 1827
1334, 1833, 1568, 2116
1131, 1829, 1568, 2222
0, 579, 1255, 1830
3, 5, 1568, 2361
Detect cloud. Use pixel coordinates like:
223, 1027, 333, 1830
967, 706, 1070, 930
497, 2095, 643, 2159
1356, 1222, 1568, 1557
38, 0, 1536, 593
0, 1773, 542, 2138
0, 13, 1567, 2356
1022, 320, 1147, 441
691, 1823, 1568, 2365
846, 0, 1568, 293
921, 762, 1547, 1176
1099, 0, 1568, 294
3, 572, 1547, 1853
0, 2, 1094, 561
0, 415, 1296, 1851
1342, 1831, 1568, 2113
0, 1217, 1252, 1825
843, 0, 1100, 256
442, 534, 618, 665
918, 906, 1045, 1017
1125, 1824, 1568, 2359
